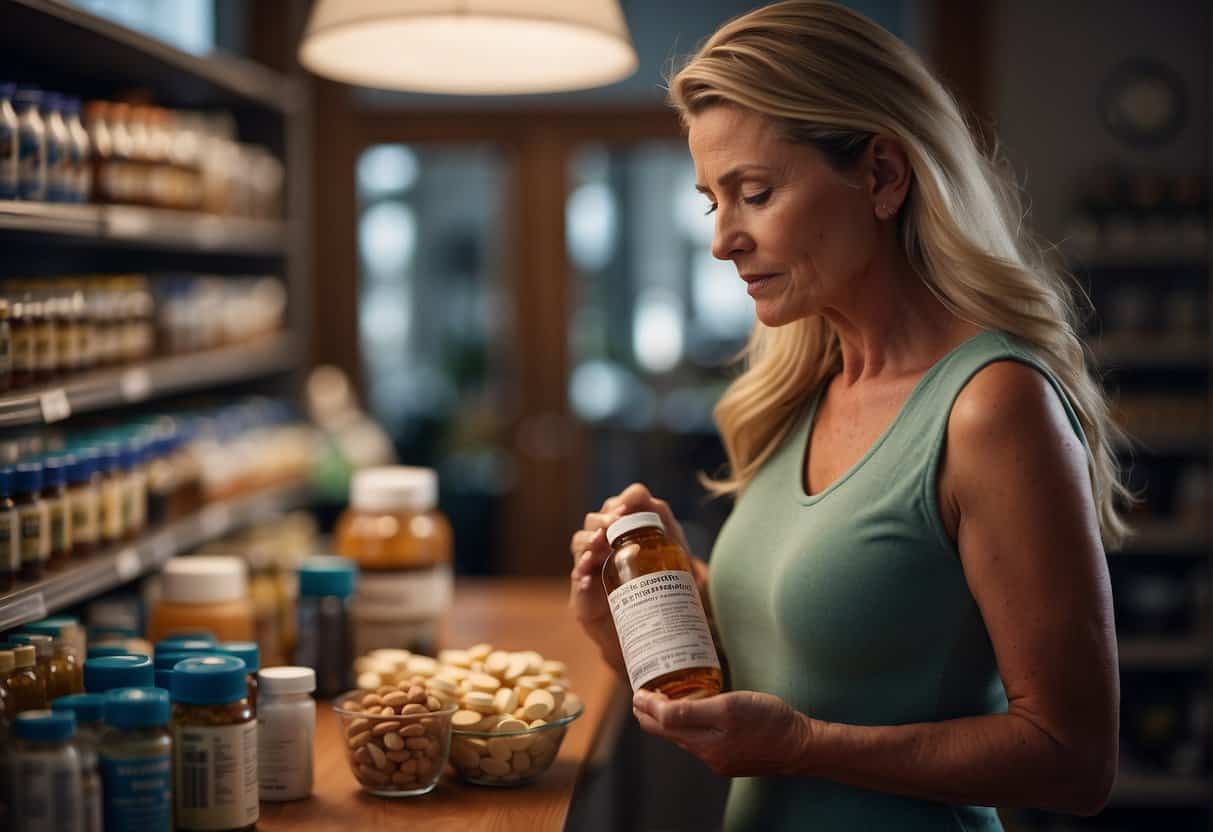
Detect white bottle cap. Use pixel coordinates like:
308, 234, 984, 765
350, 466, 438, 513
605, 511, 664, 546
258, 666, 317, 695
161, 556, 248, 604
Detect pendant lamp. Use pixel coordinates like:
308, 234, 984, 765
298, 0, 639, 94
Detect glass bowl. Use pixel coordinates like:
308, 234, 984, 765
448, 703, 584, 786
332, 690, 458, 797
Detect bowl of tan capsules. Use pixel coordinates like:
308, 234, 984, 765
351, 644, 583, 786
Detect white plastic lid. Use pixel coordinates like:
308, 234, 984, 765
606, 511, 664, 546
258, 666, 317, 695
160, 556, 248, 604
350, 466, 438, 512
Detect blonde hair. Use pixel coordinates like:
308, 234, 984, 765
668, 0, 1129, 545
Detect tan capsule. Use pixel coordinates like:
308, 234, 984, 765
372, 721, 401, 737
348, 730, 372, 749
376, 684, 397, 696
480, 756, 510, 776
452, 709, 484, 728
511, 751, 532, 773
391, 771, 417, 787
425, 695, 443, 711
382, 691, 408, 708
383, 732, 405, 751
361, 693, 383, 708
353, 747, 372, 766
400, 722, 427, 737
348, 718, 370, 734
386, 749, 409, 762
406, 686, 427, 705
398, 757, 419, 775
493, 687, 519, 715
357, 765, 389, 786
366, 741, 388, 770
342, 700, 364, 713
401, 703, 428, 716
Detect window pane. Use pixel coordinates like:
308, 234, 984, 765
70, 0, 215, 55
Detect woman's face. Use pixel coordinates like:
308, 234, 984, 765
687, 105, 881, 328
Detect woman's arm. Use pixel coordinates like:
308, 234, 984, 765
634, 362, 1119, 816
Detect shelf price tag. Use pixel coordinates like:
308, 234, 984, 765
39, 389, 71, 424
120, 368, 151, 402
114, 548, 140, 581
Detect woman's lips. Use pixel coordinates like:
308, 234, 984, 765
742, 273, 781, 296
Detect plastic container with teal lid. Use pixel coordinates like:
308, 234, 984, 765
155, 636, 216, 655
10, 709, 82, 830
336, 466, 453, 656
40, 455, 72, 566
51, 691, 106, 831
14, 461, 49, 581
84, 655, 154, 693
101, 687, 172, 832
88, 644, 141, 659
170, 656, 258, 831
66, 451, 102, 558
214, 642, 259, 711
295, 555, 356, 698
152, 649, 216, 691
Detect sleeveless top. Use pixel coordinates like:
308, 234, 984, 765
708, 331, 1085, 832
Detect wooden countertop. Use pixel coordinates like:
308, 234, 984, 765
258, 578, 627, 832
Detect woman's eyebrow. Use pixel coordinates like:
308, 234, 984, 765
695, 164, 772, 193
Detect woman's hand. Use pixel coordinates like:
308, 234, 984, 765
632, 689, 812, 778
568, 483, 707, 675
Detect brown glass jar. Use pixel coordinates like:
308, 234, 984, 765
7, 644, 47, 712
0, 466, 17, 591
170, 655, 258, 831
9, 296, 34, 390
16, 634, 74, 702
0, 649, 13, 721
603, 512, 723, 700
14, 462, 49, 581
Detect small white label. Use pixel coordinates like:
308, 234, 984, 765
120, 367, 151, 402
354, 565, 454, 620
173, 721, 259, 829
39, 389, 71, 424
258, 702, 314, 801
114, 548, 140, 581
607, 569, 721, 692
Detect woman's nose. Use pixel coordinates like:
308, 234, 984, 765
711, 215, 753, 261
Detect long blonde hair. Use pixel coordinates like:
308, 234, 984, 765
668, 0, 1129, 545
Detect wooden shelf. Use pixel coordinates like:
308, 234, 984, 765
1119, 638, 1210, 670
1113, 524, 1209, 555
0, 334, 296, 428
1110, 773, 1213, 807
0, 480, 312, 632
0, 0, 303, 115
0, 201, 286, 255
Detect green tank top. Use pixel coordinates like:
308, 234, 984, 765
709, 330, 1084, 832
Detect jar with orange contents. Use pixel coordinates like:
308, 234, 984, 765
335, 467, 453, 656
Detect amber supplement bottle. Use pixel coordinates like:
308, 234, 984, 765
0, 296, 11, 393
66, 451, 101, 558
41, 455, 72, 567
8, 644, 47, 712
14, 634, 74, 701
603, 512, 723, 700
9, 295, 34, 389
0, 467, 18, 591
0, 648, 13, 719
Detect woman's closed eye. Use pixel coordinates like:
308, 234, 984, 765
703, 188, 773, 215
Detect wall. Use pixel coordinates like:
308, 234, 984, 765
992, 0, 1209, 241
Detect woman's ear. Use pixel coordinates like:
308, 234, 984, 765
868, 135, 911, 220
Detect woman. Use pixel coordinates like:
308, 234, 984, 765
568, 2, 1124, 830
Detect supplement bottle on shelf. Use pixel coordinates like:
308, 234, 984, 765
24, 619, 83, 693
66, 452, 101, 558
13, 87, 46, 201
9, 295, 34, 389
50, 692, 106, 832
214, 641, 260, 711
14, 634, 76, 701
603, 512, 723, 700
0, 466, 18, 591
41, 454, 73, 567
335, 467, 453, 656
98, 443, 126, 545
100, 687, 173, 832
147, 556, 255, 642
257, 666, 315, 802
0, 648, 12, 719
8, 644, 46, 712
170, 656, 259, 831
14, 461, 49, 581
64, 97, 91, 203
295, 556, 356, 698
0, 82, 17, 199
42, 92, 71, 203
0, 297, 11, 393
83, 655, 154, 693
10, 709, 82, 831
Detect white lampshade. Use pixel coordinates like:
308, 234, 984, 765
298, 0, 639, 95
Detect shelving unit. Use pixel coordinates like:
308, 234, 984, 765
0, 480, 312, 632
0, 1, 311, 632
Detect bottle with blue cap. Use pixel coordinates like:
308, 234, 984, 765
214, 641, 260, 710
10, 709, 83, 829
295, 555, 357, 697
171, 655, 259, 830
0, 81, 17, 199
41, 454, 72, 566
84, 654, 154, 693
100, 687, 173, 831
51, 693, 106, 832
63, 96, 90, 203
13, 87, 47, 201
42, 91, 71, 203
66, 450, 102, 557
98, 442, 125, 544
14, 460, 49, 580
0, 465, 18, 590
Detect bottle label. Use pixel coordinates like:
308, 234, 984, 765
48, 497, 69, 556
173, 721, 259, 829
258, 705, 315, 800
607, 569, 721, 692
0, 326, 11, 370
17, 126, 45, 199
71, 491, 100, 545
57, 325, 77, 368
101, 480, 124, 541
0, 124, 16, 189
0, 508, 18, 571
34, 323, 56, 371
100, 753, 172, 831
12, 327, 34, 372
46, 133, 68, 201
354, 565, 453, 620
19, 502, 49, 564
13, 752, 83, 831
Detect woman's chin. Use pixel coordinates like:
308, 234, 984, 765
754, 301, 804, 328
